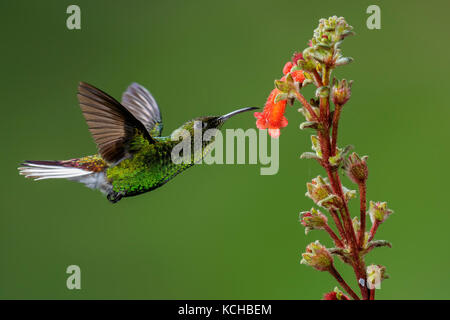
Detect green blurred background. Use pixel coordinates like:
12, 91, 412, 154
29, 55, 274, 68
1, 0, 449, 299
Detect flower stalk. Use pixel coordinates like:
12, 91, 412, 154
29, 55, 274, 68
254, 16, 393, 299
328, 265, 360, 300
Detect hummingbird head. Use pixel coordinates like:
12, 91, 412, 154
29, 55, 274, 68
171, 107, 258, 162
193, 106, 259, 132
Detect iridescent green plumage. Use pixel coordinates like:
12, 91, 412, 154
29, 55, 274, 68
106, 134, 190, 196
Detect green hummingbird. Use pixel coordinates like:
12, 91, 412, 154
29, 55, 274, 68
18, 82, 257, 203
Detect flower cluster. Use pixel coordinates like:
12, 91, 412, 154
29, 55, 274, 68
255, 16, 394, 300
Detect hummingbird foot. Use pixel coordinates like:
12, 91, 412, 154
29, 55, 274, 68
106, 191, 124, 203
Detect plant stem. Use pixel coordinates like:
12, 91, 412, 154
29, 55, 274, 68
324, 224, 344, 248
316, 65, 369, 300
328, 171, 358, 249
294, 91, 320, 122
368, 221, 380, 242
329, 209, 346, 242
312, 70, 323, 87
358, 183, 367, 247
338, 209, 351, 243
331, 172, 369, 299
331, 104, 342, 156
328, 265, 360, 300
310, 63, 372, 300
370, 288, 375, 300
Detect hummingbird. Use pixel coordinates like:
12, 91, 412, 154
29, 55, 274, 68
18, 82, 257, 203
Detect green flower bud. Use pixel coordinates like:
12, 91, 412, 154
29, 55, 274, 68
317, 194, 343, 210
301, 240, 333, 271
332, 78, 353, 106
305, 176, 332, 204
300, 208, 328, 234
345, 152, 368, 184
368, 201, 393, 223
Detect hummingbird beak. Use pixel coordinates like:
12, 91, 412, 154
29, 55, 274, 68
218, 107, 259, 122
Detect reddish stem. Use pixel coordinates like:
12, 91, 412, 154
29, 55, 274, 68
294, 91, 320, 122
329, 209, 347, 243
368, 221, 380, 242
312, 69, 323, 87
319, 97, 330, 124
331, 104, 342, 156
338, 209, 351, 243
358, 183, 367, 248
328, 171, 358, 248
328, 265, 360, 300
324, 224, 344, 248
370, 288, 375, 300
324, 170, 369, 299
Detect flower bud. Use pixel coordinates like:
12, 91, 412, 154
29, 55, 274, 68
323, 287, 350, 300
317, 194, 343, 210
368, 201, 393, 223
301, 240, 333, 271
367, 264, 389, 290
300, 208, 328, 234
332, 78, 352, 106
306, 176, 332, 204
345, 152, 368, 184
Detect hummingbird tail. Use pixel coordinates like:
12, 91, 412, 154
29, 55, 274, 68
18, 159, 112, 194
18, 160, 93, 181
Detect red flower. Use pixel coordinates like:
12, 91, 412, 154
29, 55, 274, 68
254, 88, 287, 138
254, 57, 306, 138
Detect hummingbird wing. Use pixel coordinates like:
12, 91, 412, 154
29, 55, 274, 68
121, 83, 163, 137
77, 82, 156, 163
